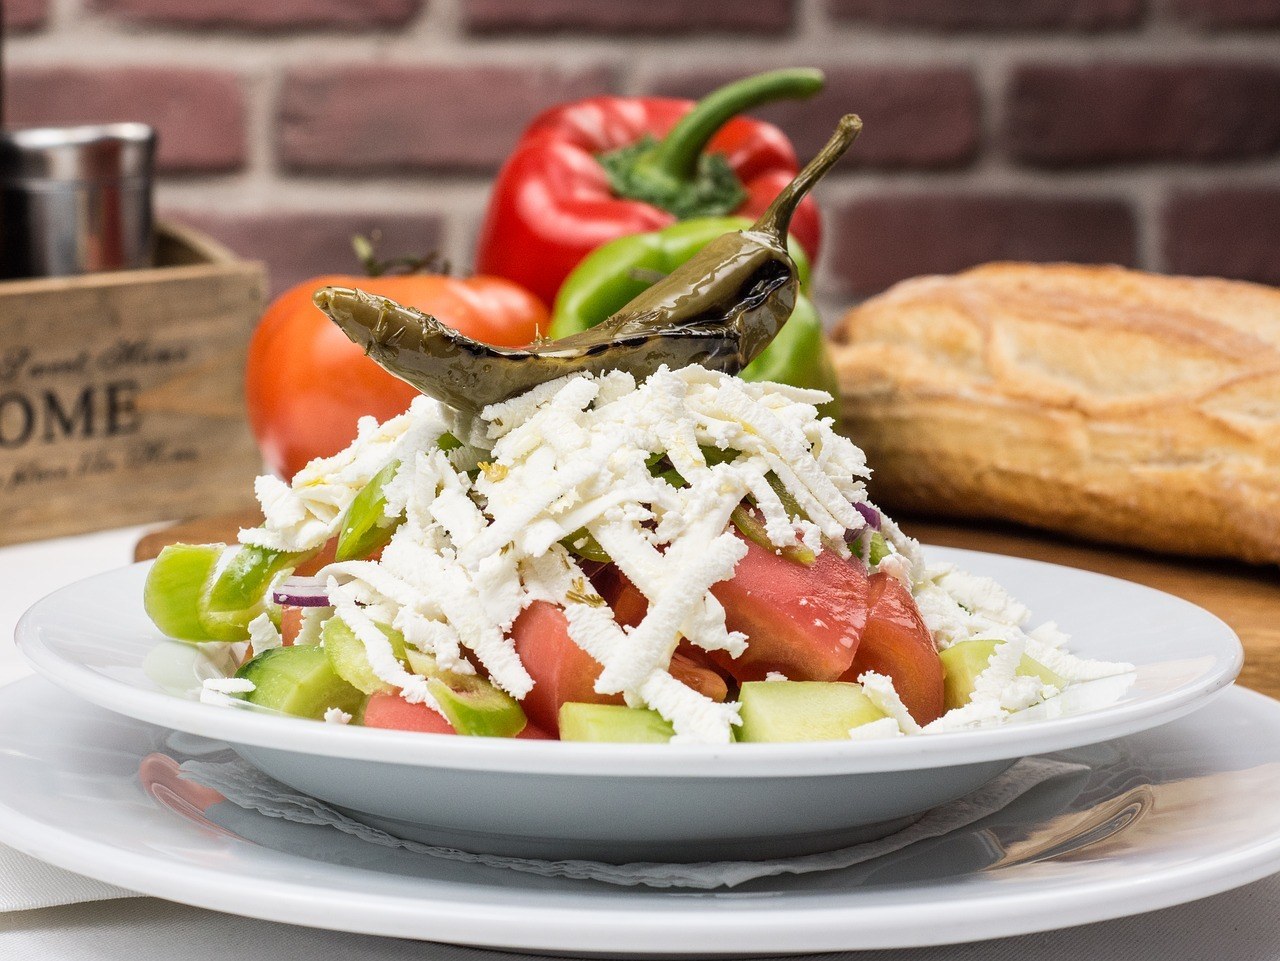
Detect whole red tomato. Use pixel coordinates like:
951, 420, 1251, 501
246, 274, 548, 479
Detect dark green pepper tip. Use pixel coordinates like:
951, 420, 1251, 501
754, 113, 860, 244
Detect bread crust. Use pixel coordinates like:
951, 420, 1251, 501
830, 262, 1280, 564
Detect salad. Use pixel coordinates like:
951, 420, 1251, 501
143, 116, 1129, 744
148, 364, 1130, 744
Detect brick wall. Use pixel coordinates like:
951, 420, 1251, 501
6, 0, 1280, 312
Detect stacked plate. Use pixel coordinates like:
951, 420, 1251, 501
6, 545, 1273, 955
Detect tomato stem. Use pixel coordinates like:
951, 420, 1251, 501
352, 232, 451, 278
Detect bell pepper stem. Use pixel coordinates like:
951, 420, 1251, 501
754, 113, 861, 243
600, 69, 825, 220
645, 68, 825, 185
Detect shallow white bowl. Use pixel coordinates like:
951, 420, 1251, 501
3, 677, 1280, 954
16, 547, 1242, 862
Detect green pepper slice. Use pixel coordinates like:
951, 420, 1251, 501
200, 545, 306, 641
144, 543, 223, 642
336, 460, 402, 563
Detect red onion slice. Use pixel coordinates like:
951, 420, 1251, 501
853, 502, 881, 530
272, 575, 331, 608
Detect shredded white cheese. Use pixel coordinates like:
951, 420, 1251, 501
240, 367, 872, 742
200, 676, 255, 706
230, 364, 1129, 742
294, 606, 331, 646
848, 717, 903, 740
247, 613, 282, 653
202, 677, 255, 695
858, 671, 923, 735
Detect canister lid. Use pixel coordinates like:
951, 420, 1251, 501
0, 123, 156, 183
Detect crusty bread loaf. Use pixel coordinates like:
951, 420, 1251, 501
830, 262, 1280, 564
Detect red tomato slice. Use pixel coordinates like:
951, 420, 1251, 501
361, 692, 456, 734
361, 692, 553, 738
602, 572, 732, 703
841, 572, 945, 725
510, 600, 622, 735
279, 606, 303, 646
292, 537, 338, 577
670, 648, 730, 703
708, 534, 869, 683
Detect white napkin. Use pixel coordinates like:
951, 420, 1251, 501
0, 752, 1083, 910
178, 754, 1084, 889
0, 847, 135, 912
0, 523, 156, 912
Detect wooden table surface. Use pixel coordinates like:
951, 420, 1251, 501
137, 512, 1280, 699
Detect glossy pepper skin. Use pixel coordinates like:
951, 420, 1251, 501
549, 217, 838, 418
475, 69, 825, 307
315, 115, 861, 416
246, 273, 548, 479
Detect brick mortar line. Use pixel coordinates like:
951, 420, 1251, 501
242, 67, 280, 185
1132, 176, 1169, 273
24, 0, 1280, 42
19, 0, 1275, 284
153, 159, 1280, 215
9, 24, 1280, 68
48, 0, 86, 31
153, 150, 1280, 195
413, 0, 464, 42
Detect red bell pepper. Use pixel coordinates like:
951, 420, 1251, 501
475, 68, 826, 307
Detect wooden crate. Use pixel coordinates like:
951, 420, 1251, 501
0, 221, 266, 545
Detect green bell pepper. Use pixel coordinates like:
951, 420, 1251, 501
549, 217, 838, 418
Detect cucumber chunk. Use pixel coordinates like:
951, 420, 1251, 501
235, 645, 364, 719
559, 703, 674, 743
939, 639, 1066, 712
336, 460, 402, 562
200, 545, 303, 641
322, 617, 407, 695
144, 544, 223, 642
736, 680, 886, 742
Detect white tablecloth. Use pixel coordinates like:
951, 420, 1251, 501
2, 527, 1279, 959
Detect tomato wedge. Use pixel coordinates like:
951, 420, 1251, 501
707, 533, 869, 682
361, 693, 553, 738
841, 572, 945, 725
511, 600, 623, 734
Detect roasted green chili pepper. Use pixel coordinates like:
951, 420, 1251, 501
740, 297, 839, 418
314, 114, 861, 415
549, 217, 837, 417
548, 216, 811, 338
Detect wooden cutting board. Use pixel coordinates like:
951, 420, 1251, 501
136, 512, 1280, 699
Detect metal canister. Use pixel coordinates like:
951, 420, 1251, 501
0, 122, 156, 279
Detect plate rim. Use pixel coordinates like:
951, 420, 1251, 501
15, 546, 1244, 777
0, 675, 1276, 954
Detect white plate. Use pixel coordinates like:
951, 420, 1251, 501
1, 676, 1278, 954
15, 548, 1242, 861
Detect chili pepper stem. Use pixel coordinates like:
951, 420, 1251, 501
753, 113, 861, 243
